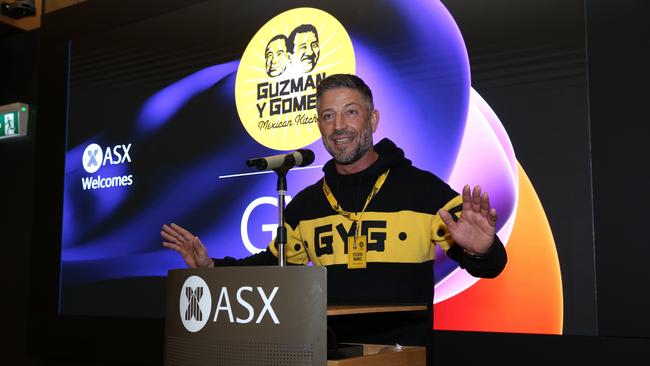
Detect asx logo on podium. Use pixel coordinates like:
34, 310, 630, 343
80, 142, 134, 190
179, 275, 280, 333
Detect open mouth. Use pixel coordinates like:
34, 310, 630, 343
333, 136, 354, 145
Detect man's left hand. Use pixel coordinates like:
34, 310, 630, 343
438, 184, 497, 255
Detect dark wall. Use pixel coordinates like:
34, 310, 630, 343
1, 0, 648, 364
0, 29, 37, 365
588, 0, 650, 337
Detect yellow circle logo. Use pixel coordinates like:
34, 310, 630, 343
235, 8, 355, 150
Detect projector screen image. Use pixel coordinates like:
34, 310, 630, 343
60, 0, 592, 335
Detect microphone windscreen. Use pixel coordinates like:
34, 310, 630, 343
296, 149, 315, 167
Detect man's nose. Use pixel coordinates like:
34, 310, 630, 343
333, 114, 346, 130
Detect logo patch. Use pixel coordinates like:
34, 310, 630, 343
82, 143, 103, 174
179, 276, 212, 332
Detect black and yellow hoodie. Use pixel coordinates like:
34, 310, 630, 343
214, 138, 507, 305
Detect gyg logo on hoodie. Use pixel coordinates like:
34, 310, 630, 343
80, 142, 134, 190
235, 7, 355, 150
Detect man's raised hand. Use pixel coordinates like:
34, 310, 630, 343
438, 185, 497, 255
161, 223, 213, 268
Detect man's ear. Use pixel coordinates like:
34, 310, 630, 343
371, 109, 380, 133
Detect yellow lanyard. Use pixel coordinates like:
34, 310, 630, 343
322, 169, 390, 239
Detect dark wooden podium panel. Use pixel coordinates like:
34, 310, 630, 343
326, 305, 428, 366
327, 344, 425, 366
327, 305, 428, 316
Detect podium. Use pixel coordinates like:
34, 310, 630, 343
164, 266, 426, 365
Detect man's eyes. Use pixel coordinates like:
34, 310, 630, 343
345, 109, 359, 116
321, 110, 359, 121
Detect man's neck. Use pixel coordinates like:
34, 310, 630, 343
335, 148, 379, 175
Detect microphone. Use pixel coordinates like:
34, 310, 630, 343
246, 149, 315, 171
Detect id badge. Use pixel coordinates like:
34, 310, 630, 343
347, 235, 367, 269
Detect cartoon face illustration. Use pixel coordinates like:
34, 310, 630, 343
289, 25, 320, 73
265, 35, 290, 77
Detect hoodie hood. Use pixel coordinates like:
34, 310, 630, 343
321, 138, 412, 212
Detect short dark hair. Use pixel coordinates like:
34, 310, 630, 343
287, 24, 319, 52
316, 73, 374, 112
266, 34, 288, 52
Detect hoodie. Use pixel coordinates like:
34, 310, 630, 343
216, 138, 507, 305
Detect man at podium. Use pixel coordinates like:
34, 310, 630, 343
161, 73, 507, 345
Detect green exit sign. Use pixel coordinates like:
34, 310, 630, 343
0, 102, 29, 139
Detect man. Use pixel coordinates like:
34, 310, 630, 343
162, 73, 507, 306
287, 24, 320, 73
162, 73, 506, 361
264, 34, 290, 77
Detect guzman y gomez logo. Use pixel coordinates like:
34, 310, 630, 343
235, 7, 355, 150
81, 143, 133, 190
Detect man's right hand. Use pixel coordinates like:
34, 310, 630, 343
161, 223, 214, 268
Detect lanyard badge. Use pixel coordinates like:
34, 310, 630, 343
347, 234, 367, 269
322, 170, 390, 269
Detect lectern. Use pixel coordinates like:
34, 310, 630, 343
164, 266, 426, 365
165, 266, 327, 365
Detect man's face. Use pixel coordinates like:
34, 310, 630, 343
317, 87, 377, 165
292, 31, 320, 73
265, 38, 289, 77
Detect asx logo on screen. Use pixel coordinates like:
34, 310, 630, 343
80, 142, 134, 190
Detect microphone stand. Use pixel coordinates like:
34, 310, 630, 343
273, 155, 296, 267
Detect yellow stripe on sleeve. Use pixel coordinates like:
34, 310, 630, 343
431, 195, 463, 251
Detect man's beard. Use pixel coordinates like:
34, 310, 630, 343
324, 122, 374, 165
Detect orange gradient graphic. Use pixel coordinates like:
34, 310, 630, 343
434, 163, 563, 334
